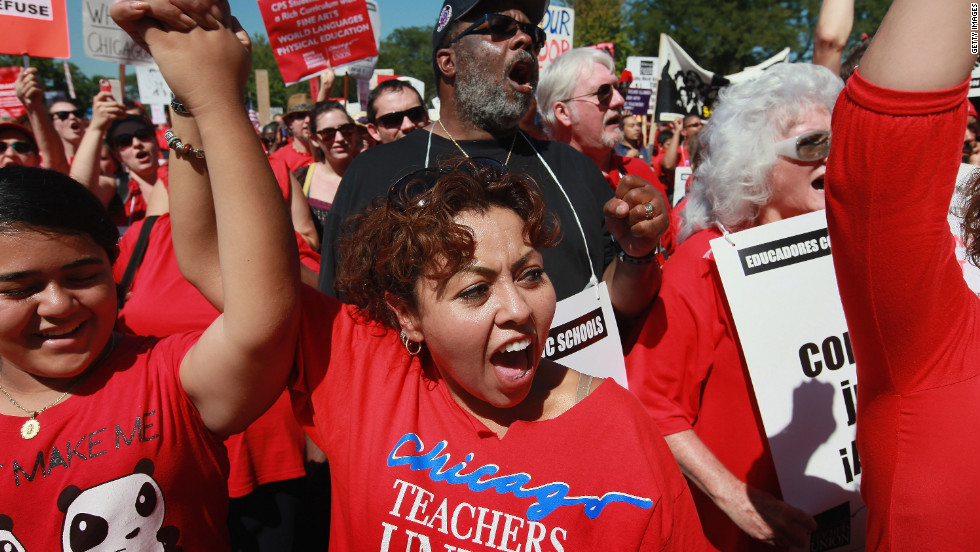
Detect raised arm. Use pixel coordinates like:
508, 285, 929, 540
69, 91, 126, 207
860, 0, 974, 90
14, 68, 70, 174
812, 0, 854, 76
113, 3, 300, 435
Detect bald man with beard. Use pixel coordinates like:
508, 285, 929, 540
318, 0, 667, 325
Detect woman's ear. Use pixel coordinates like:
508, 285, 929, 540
435, 47, 456, 79
385, 292, 423, 342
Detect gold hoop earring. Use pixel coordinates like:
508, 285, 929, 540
400, 329, 422, 356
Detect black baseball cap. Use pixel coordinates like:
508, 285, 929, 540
431, 0, 550, 55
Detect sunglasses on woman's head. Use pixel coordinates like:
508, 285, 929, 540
110, 128, 155, 150
316, 124, 356, 141
450, 13, 547, 50
0, 140, 36, 155
376, 106, 428, 130
774, 130, 831, 162
387, 157, 508, 210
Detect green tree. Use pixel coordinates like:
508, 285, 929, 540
626, 0, 889, 76
0, 55, 100, 107
570, 0, 634, 68
376, 25, 437, 104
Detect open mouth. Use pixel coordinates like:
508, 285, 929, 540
507, 56, 536, 94
811, 176, 825, 191
490, 338, 533, 381
35, 321, 83, 340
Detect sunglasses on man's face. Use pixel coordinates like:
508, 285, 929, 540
451, 13, 547, 51
559, 83, 619, 107
774, 130, 831, 162
110, 128, 155, 150
316, 123, 356, 142
0, 140, 36, 155
376, 106, 428, 130
51, 109, 86, 121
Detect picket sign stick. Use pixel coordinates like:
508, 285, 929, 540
118, 64, 126, 100
63, 61, 76, 99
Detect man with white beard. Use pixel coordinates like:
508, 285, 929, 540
319, 0, 668, 322
537, 48, 667, 202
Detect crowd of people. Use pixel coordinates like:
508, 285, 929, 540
0, 0, 977, 550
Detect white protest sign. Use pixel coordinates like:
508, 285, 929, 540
135, 64, 172, 106
538, 5, 573, 70
711, 211, 865, 551
82, 0, 153, 66
541, 282, 626, 388
672, 166, 691, 207
626, 56, 658, 115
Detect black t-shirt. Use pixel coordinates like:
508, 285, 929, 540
318, 128, 615, 302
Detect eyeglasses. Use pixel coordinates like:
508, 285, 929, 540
774, 130, 831, 162
388, 157, 508, 210
0, 140, 36, 155
315, 123, 356, 141
375, 106, 428, 129
559, 83, 619, 106
450, 13, 547, 51
51, 109, 86, 121
110, 127, 155, 150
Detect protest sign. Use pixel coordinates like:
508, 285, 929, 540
331, 0, 380, 80
672, 166, 691, 207
541, 282, 626, 388
710, 211, 865, 551
655, 34, 789, 122
1, 0, 69, 58
82, 0, 153, 65
625, 56, 658, 115
258, 0, 378, 86
623, 88, 652, 117
538, 5, 573, 70
135, 64, 172, 106
0, 66, 26, 119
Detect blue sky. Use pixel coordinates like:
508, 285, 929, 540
64, 0, 444, 77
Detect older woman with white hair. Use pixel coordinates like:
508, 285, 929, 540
626, 63, 842, 551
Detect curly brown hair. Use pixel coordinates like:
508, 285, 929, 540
962, 166, 980, 267
336, 158, 561, 330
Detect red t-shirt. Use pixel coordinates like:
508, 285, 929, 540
826, 72, 980, 549
625, 228, 781, 551
0, 333, 230, 549
268, 140, 313, 174
112, 214, 308, 498
290, 287, 709, 551
119, 165, 169, 227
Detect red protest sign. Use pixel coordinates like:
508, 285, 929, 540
258, 0, 378, 86
0, 0, 70, 58
0, 67, 26, 119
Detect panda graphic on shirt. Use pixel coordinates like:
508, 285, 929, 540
0, 514, 27, 552
57, 459, 182, 552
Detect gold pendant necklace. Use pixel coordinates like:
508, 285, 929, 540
0, 333, 118, 440
437, 119, 517, 165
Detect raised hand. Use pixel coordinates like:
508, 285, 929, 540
604, 174, 668, 258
